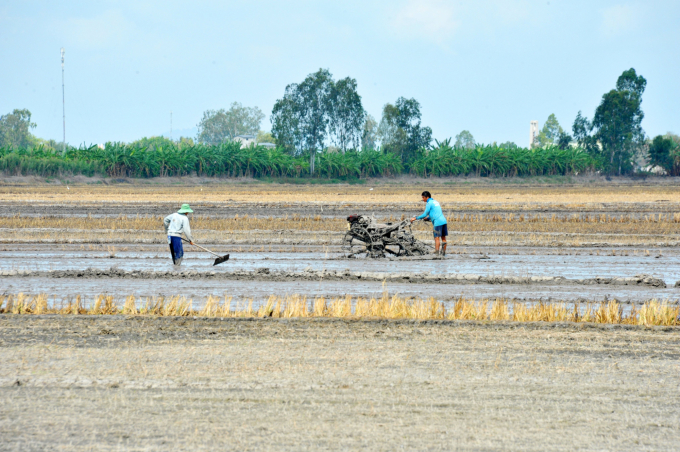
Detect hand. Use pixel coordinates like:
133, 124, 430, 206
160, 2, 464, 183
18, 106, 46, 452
190, 241, 195, 245
410, 217, 416, 222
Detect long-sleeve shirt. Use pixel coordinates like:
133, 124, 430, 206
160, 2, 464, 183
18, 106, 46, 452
164, 212, 193, 242
416, 198, 447, 227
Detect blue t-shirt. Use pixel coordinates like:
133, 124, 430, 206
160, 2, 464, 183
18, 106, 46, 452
416, 198, 447, 227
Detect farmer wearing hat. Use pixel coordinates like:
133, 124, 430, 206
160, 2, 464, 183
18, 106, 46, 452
164, 204, 194, 266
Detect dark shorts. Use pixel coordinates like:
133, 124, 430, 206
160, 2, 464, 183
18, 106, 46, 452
168, 236, 184, 263
433, 224, 448, 238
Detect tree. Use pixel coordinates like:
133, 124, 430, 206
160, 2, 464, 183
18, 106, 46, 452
533, 114, 564, 148
572, 111, 599, 156
454, 130, 475, 149
328, 77, 365, 152
271, 69, 365, 174
271, 91, 302, 154
130, 136, 175, 150
557, 132, 572, 150
196, 102, 265, 145
0, 109, 36, 148
648, 135, 677, 174
498, 141, 518, 149
178, 137, 194, 148
378, 97, 432, 162
295, 69, 334, 174
256, 131, 275, 144
591, 68, 647, 175
361, 114, 378, 150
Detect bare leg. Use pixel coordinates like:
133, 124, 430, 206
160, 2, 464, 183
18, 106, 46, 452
434, 237, 441, 254
441, 238, 447, 256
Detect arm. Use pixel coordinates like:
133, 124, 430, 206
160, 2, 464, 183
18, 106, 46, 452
183, 216, 194, 243
416, 202, 431, 221
163, 215, 171, 234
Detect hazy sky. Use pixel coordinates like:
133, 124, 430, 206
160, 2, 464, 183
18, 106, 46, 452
1, 0, 678, 147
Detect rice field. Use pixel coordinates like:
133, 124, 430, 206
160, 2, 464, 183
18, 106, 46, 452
3, 291, 678, 326
3, 181, 680, 205
3, 180, 680, 451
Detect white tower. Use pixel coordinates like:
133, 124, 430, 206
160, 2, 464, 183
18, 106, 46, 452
529, 120, 538, 148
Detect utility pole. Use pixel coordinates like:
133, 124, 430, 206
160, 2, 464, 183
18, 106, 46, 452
170, 111, 173, 141
61, 48, 66, 153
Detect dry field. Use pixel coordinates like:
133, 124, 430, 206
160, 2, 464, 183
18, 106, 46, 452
3, 182, 680, 205
2, 181, 680, 450
1, 315, 679, 451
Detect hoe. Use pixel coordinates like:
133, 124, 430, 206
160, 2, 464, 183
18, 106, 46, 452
182, 238, 230, 266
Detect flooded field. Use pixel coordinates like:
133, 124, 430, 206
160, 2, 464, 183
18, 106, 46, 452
2, 183, 680, 307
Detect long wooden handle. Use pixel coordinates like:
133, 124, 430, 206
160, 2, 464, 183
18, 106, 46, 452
181, 238, 221, 257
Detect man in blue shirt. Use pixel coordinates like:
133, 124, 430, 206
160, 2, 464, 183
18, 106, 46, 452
411, 191, 448, 256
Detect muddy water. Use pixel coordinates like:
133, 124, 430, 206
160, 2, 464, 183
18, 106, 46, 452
3, 274, 679, 308
2, 249, 679, 283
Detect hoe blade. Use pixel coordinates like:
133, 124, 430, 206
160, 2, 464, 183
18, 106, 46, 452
213, 254, 230, 266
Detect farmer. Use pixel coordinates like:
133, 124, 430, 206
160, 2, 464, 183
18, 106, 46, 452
164, 203, 194, 266
411, 191, 448, 256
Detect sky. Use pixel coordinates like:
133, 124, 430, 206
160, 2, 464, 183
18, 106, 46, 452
1, 0, 678, 147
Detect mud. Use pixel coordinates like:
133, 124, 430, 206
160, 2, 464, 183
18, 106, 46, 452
4, 276, 678, 307
3, 247, 679, 281
2, 315, 680, 451
0, 265, 670, 289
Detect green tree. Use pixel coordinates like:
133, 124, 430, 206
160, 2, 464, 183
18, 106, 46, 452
272, 69, 355, 174
256, 131, 275, 144
197, 102, 265, 145
557, 132, 572, 150
648, 135, 677, 174
361, 114, 378, 150
271, 92, 302, 154
328, 77, 365, 152
378, 97, 432, 162
498, 141, 518, 149
295, 69, 334, 174
130, 136, 175, 150
533, 114, 564, 148
572, 111, 599, 157
454, 130, 475, 149
592, 68, 647, 175
0, 109, 37, 148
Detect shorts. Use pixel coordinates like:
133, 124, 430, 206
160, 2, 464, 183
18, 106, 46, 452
168, 236, 184, 264
433, 224, 448, 238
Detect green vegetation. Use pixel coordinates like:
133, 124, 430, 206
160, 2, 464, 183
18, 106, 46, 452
572, 68, 647, 175
1, 140, 596, 179
410, 140, 596, 177
648, 133, 680, 175
271, 69, 366, 174
197, 102, 265, 144
2, 67, 662, 180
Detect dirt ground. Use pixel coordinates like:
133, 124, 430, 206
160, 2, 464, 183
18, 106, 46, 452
2, 181, 680, 450
1, 315, 679, 451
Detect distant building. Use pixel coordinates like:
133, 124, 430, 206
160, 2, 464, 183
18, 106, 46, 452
529, 121, 538, 148
234, 134, 276, 149
234, 134, 257, 147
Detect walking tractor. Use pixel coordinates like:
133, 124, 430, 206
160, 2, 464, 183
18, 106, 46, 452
342, 214, 431, 258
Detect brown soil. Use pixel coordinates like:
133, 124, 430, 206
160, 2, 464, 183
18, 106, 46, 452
1, 315, 679, 451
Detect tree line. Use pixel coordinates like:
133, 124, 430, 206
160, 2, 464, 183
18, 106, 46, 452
2, 67, 677, 178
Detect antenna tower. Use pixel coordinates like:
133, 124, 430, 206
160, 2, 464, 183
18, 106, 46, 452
61, 48, 66, 153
